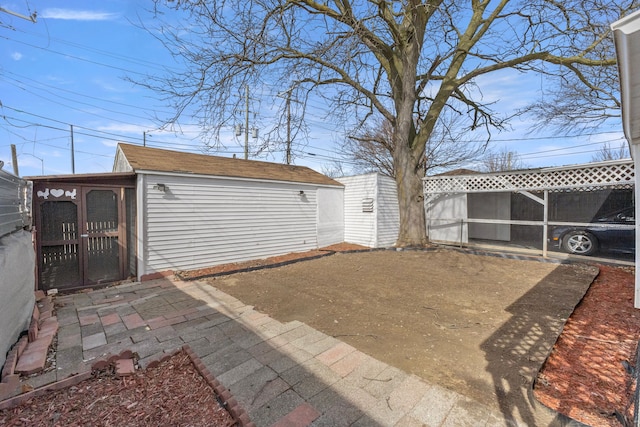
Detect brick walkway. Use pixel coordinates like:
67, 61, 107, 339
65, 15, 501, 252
31, 277, 526, 426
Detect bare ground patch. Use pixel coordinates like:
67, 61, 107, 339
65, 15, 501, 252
208, 249, 599, 425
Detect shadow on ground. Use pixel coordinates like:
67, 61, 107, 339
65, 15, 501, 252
206, 250, 599, 427
480, 265, 597, 426
43, 276, 486, 426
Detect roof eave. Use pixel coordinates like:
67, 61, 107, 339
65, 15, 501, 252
612, 10, 640, 147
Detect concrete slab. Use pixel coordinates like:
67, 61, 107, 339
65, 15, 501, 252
217, 358, 263, 387
82, 332, 107, 351
225, 365, 280, 412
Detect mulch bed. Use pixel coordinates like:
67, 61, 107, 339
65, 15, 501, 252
0, 350, 235, 426
534, 264, 639, 427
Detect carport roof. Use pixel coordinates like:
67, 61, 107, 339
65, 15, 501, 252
423, 159, 634, 194
114, 143, 342, 187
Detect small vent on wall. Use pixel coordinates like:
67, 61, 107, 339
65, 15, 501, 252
362, 198, 374, 212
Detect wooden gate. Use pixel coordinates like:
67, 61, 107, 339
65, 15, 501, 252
33, 175, 135, 291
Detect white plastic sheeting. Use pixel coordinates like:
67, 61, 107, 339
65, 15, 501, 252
0, 230, 35, 369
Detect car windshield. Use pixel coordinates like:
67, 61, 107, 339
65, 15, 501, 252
597, 207, 635, 223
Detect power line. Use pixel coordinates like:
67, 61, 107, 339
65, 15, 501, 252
0, 74, 159, 123
10, 26, 176, 72
2, 104, 628, 165
0, 112, 243, 157
1, 70, 174, 114
0, 35, 150, 77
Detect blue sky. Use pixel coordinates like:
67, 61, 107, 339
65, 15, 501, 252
0, 1, 629, 178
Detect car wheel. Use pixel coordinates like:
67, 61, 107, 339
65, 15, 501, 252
562, 231, 598, 256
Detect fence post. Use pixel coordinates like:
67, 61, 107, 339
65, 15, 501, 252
542, 190, 548, 257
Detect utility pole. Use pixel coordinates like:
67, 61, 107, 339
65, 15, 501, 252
285, 93, 292, 165
278, 87, 297, 165
244, 85, 249, 160
70, 125, 75, 174
235, 85, 257, 159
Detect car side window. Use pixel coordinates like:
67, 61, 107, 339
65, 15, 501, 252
619, 212, 635, 222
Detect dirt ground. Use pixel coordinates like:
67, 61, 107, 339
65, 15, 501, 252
209, 249, 599, 425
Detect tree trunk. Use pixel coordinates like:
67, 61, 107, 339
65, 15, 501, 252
394, 132, 427, 247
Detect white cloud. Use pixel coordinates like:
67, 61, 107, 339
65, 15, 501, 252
11, 52, 22, 61
40, 8, 117, 21
96, 123, 148, 134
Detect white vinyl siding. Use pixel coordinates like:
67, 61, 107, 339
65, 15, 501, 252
376, 175, 400, 247
142, 174, 320, 273
338, 173, 399, 248
426, 193, 468, 244
340, 174, 377, 247
316, 187, 344, 247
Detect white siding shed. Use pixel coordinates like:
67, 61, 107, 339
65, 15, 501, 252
113, 144, 344, 278
337, 173, 399, 248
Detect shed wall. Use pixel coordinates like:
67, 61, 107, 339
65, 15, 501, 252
375, 175, 400, 247
316, 187, 344, 247
140, 173, 323, 274
426, 193, 468, 244
338, 174, 377, 247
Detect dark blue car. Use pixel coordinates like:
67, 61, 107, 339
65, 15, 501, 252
550, 207, 636, 256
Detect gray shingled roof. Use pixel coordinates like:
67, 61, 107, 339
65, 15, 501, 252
115, 143, 342, 187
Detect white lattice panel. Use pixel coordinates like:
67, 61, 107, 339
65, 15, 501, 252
423, 161, 634, 194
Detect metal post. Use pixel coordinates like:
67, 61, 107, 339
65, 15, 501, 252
635, 144, 640, 308
244, 85, 249, 160
70, 124, 75, 174
286, 93, 292, 165
542, 190, 548, 257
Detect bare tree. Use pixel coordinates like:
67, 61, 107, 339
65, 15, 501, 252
591, 141, 631, 162
482, 149, 526, 172
255, 86, 311, 163
321, 161, 348, 179
138, 0, 635, 246
528, 3, 629, 132
343, 118, 396, 177
345, 114, 485, 178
